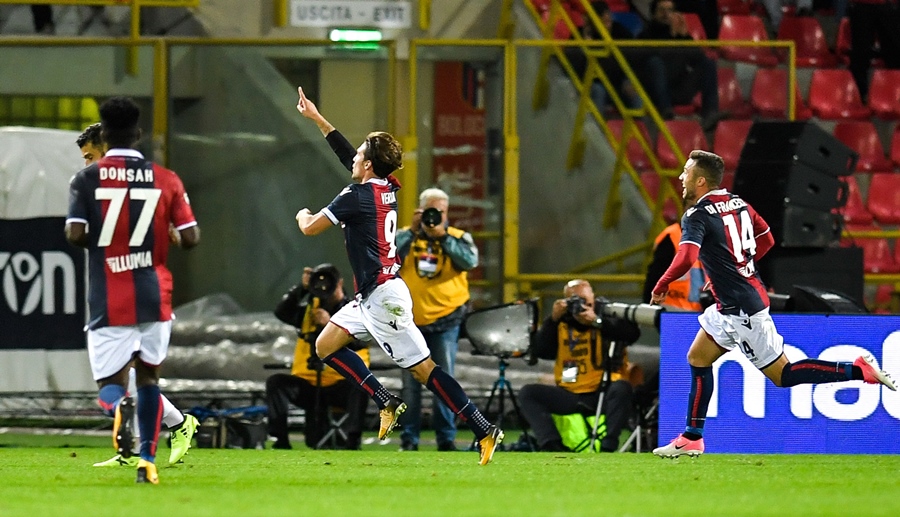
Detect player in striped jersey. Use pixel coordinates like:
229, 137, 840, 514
66, 97, 200, 483
650, 150, 896, 458
293, 87, 503, 465
75, 123, 200, 470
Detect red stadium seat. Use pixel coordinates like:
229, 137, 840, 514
683, 13, 718, 59
716, 67, 753, 118
776, 16, 836, 67
719, 15, 779, 66
808, 69, 871, 120
656, 119, 710, 169
841, 225, 900, 274
835, 175, 874, 225
834, 121, 893, 173
835, 17, 850, 63
868, 70, 900, 120
892, 126, 900, 168
749, 68, 813, 119
639, 171, 680, 223
866, 173, 900, 224
606, 120, 653, 171
713, 119, 753, 172
541, 1, 585, 40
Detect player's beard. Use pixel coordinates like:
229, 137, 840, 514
683, 185, 698, 208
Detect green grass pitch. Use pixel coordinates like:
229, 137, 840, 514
1, 433, 898, 517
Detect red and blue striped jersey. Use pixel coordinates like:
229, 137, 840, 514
321, 130, 401, 297
323, 179, 401, 298
66, 149, 196, 329
680, 189, 771, 315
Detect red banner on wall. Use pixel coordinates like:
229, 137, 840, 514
432, 62, 487, 235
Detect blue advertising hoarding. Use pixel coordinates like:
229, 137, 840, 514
659, 312, 900, 453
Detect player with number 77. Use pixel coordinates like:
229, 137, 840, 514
292, 86, 504, 465
65, 97, 201, 484
649, 150, 896, 459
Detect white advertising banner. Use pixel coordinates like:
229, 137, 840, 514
290, 0, 413, 28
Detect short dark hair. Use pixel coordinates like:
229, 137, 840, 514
689, 150, 725, 187
99, 96, 141, 149
76, 123, 102, 148
311, 262, 341, 281
364, 131, 403, 178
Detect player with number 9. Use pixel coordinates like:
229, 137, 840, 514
65, 97, 200, 483
292, 86, 503, 465
649, 150, 896, 459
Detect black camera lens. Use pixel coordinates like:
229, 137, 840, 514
566, 296, 587, 318
308, 267, 337, 297
421, 207, 443, 228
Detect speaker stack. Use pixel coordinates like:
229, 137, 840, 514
732, 121, 865, 307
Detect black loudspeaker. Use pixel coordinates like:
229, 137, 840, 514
733, 162, 848, 213
758, 247, 864, 305
738, 121, 858, 177
788, 285, 868, 314
734, 121, 858, 248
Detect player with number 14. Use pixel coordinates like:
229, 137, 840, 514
650, 150, 896, 458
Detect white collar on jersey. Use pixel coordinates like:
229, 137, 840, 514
364, 177, 389, 185
104, 148, 145, 159
696, 188, 727, 204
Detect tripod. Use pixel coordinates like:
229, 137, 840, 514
470, 357, 534, 451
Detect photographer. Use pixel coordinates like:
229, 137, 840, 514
519, 279, 640, 452
266, 264, 369, 450
395, 188, 478, 451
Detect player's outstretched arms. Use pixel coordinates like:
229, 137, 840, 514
296, 208, 331, 236
296, 87, 335, 137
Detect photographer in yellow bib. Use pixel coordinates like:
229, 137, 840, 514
519, 280, 641, 452
395, 188, 479, 451
266, 264, 369, 449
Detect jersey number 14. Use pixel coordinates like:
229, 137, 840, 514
722, 211, 757, 264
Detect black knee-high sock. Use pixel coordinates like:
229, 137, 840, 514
426, 366, 492, 440
323, 348, 393, 409
683, 366, 713, 440
780, 359, 856, 387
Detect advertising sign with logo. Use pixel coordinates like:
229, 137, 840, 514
0, 217, 85, 350
659, 312, 900, 453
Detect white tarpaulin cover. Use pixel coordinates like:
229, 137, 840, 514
0, 126, 94, 392
0, 126, 84, 219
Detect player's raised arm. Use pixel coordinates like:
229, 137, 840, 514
296, 86, 334, 136
296, 86, 356, 171
296, 207, 332, 236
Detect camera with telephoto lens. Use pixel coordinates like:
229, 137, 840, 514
421, 207, 442, 228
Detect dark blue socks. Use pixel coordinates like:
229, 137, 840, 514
97, 384, 126, 418
684, 365, 713, 440
323, 347, 392, 409
780, 360, 855, 387
137, 384, 161, 463
426, 366, 491, 440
